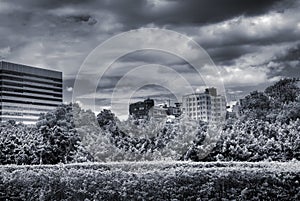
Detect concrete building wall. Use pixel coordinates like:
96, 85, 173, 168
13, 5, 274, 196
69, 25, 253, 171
182, 88, 226, 124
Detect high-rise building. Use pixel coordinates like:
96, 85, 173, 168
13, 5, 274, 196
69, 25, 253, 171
182, 87, 226, 124
0, 61, 63, 124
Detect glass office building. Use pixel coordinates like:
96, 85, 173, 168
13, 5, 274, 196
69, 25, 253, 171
0, 61, 63, 124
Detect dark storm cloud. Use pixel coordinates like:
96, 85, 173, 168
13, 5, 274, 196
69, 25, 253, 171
2, 0, 283, 27
267, 42, 300, 78
1, 0, 298, 69
65, 15, 97, 25
2, 0, 95, 10
93, 0, 283, 27
117, 50, 182, 65
207, 45, 259, 65
116, 50, 195, 73
274, 43, 300, 62
1, 0, 300, 114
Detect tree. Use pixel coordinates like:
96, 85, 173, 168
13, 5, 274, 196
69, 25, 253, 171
265, 78, 300, 104
36, 103, 93, 164
96, 109, 117, 128
240, 91, 271, 120
0, 123, 42, 165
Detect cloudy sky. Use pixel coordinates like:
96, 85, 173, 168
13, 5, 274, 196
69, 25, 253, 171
1, 0, 300, 118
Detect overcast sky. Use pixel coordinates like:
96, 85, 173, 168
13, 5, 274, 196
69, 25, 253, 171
0, 0, 300, 118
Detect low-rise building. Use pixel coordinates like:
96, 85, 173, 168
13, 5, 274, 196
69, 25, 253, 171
129, 98, 154, 119
129, 98, 182, 119
166, 102, 182, 117
149, 106, 168, 119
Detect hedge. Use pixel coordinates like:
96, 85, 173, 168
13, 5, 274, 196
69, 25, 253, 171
0, 161, 299, 200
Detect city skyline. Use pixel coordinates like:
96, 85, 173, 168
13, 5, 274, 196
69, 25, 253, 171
0, 0, 299, 117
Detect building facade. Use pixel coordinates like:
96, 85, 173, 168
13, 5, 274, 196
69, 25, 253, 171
166, 102, 182, 117
129, 98, 181, 120
148, 106, 168, 119
182, 87, 226, 124
129, 98, 154, 119
0, 61, 63, 124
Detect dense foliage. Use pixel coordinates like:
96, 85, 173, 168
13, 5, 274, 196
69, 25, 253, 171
0, 122, 42, 165
1, 162, 299, 200
0, 78, 299, 164
202, 119, 300, 161
201, 78, 300, 162
93, 78, 300, 162
0, 104, 92, 165
240, 78, 300, 123
265, 77, 300, 104
68, 78, 300, 162
76, 108, 209, 161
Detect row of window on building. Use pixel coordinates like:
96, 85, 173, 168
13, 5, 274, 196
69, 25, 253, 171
0, 61, 63, 124
129, 87, 227, 124
0, 61, 227, 125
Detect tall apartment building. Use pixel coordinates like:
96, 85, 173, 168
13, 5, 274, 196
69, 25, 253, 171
0, 61, 63, 124
182, 87, 226, 124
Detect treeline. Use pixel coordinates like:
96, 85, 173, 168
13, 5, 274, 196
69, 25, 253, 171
0, 78, 299, 164
91, 78, 300, 162
239, 77, 300, 123
0, 104, 92, 165
202, 78, 300, 161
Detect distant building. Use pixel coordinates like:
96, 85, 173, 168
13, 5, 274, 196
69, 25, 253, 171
166, 102, 182, 117
149, 106, 168, 119
231, 102, 241, 118
226, 101, 240, 119
182, 87, 226, 124
129, 98, 154, 119
0, 61, 63, 124
129, 98, 181, 119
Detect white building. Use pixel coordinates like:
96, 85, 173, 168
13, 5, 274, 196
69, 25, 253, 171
182, 88, 226, 124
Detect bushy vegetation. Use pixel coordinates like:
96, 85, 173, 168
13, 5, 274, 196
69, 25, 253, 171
0, 104, 92, 165
200, 78, 300, 162
240, 77, 300, 123
77, 78, 300, 162
0, 78, 299, 164
76, 108, 209, 161
202, 119, 300, 162
0, 162, 299, 200
1, 78, 300, 200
